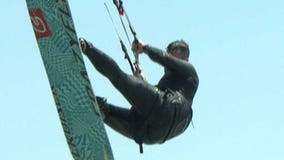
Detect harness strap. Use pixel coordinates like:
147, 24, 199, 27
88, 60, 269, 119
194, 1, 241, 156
139, 143, 143, 153
133, 123, 146, 154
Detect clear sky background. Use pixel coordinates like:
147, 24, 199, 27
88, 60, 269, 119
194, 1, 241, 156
1, 0, 284, 160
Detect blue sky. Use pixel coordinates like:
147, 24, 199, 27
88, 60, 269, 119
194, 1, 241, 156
1, 0, 284, 159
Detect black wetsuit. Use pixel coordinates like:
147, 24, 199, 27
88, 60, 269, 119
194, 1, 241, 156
82, 40, 199, 148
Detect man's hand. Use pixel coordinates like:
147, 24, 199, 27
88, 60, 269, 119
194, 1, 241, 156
131, 39, 144, 54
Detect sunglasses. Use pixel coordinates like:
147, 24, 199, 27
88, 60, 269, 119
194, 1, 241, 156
170, 46, 188, 52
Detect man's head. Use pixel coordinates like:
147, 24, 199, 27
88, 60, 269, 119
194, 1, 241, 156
166, 40, 190, 61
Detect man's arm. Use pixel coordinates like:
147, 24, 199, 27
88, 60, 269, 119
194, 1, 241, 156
143, 45, 197, 78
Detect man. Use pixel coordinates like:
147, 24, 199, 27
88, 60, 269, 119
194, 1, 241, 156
79, 38, 199, 152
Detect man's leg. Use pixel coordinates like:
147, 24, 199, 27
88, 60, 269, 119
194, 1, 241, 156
104, 104, 133, 138
97, 99, 149, 144
80, 38, 163, 116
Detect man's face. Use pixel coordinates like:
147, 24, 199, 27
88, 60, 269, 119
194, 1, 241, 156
169, 46, 189, 61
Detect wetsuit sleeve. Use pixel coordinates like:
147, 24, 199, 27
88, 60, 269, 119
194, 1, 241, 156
143, 44, 198, 78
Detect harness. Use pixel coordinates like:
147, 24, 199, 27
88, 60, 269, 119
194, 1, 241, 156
132, 89, 189, 153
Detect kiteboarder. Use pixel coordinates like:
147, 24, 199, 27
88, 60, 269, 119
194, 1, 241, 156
79, 38, 199, 152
